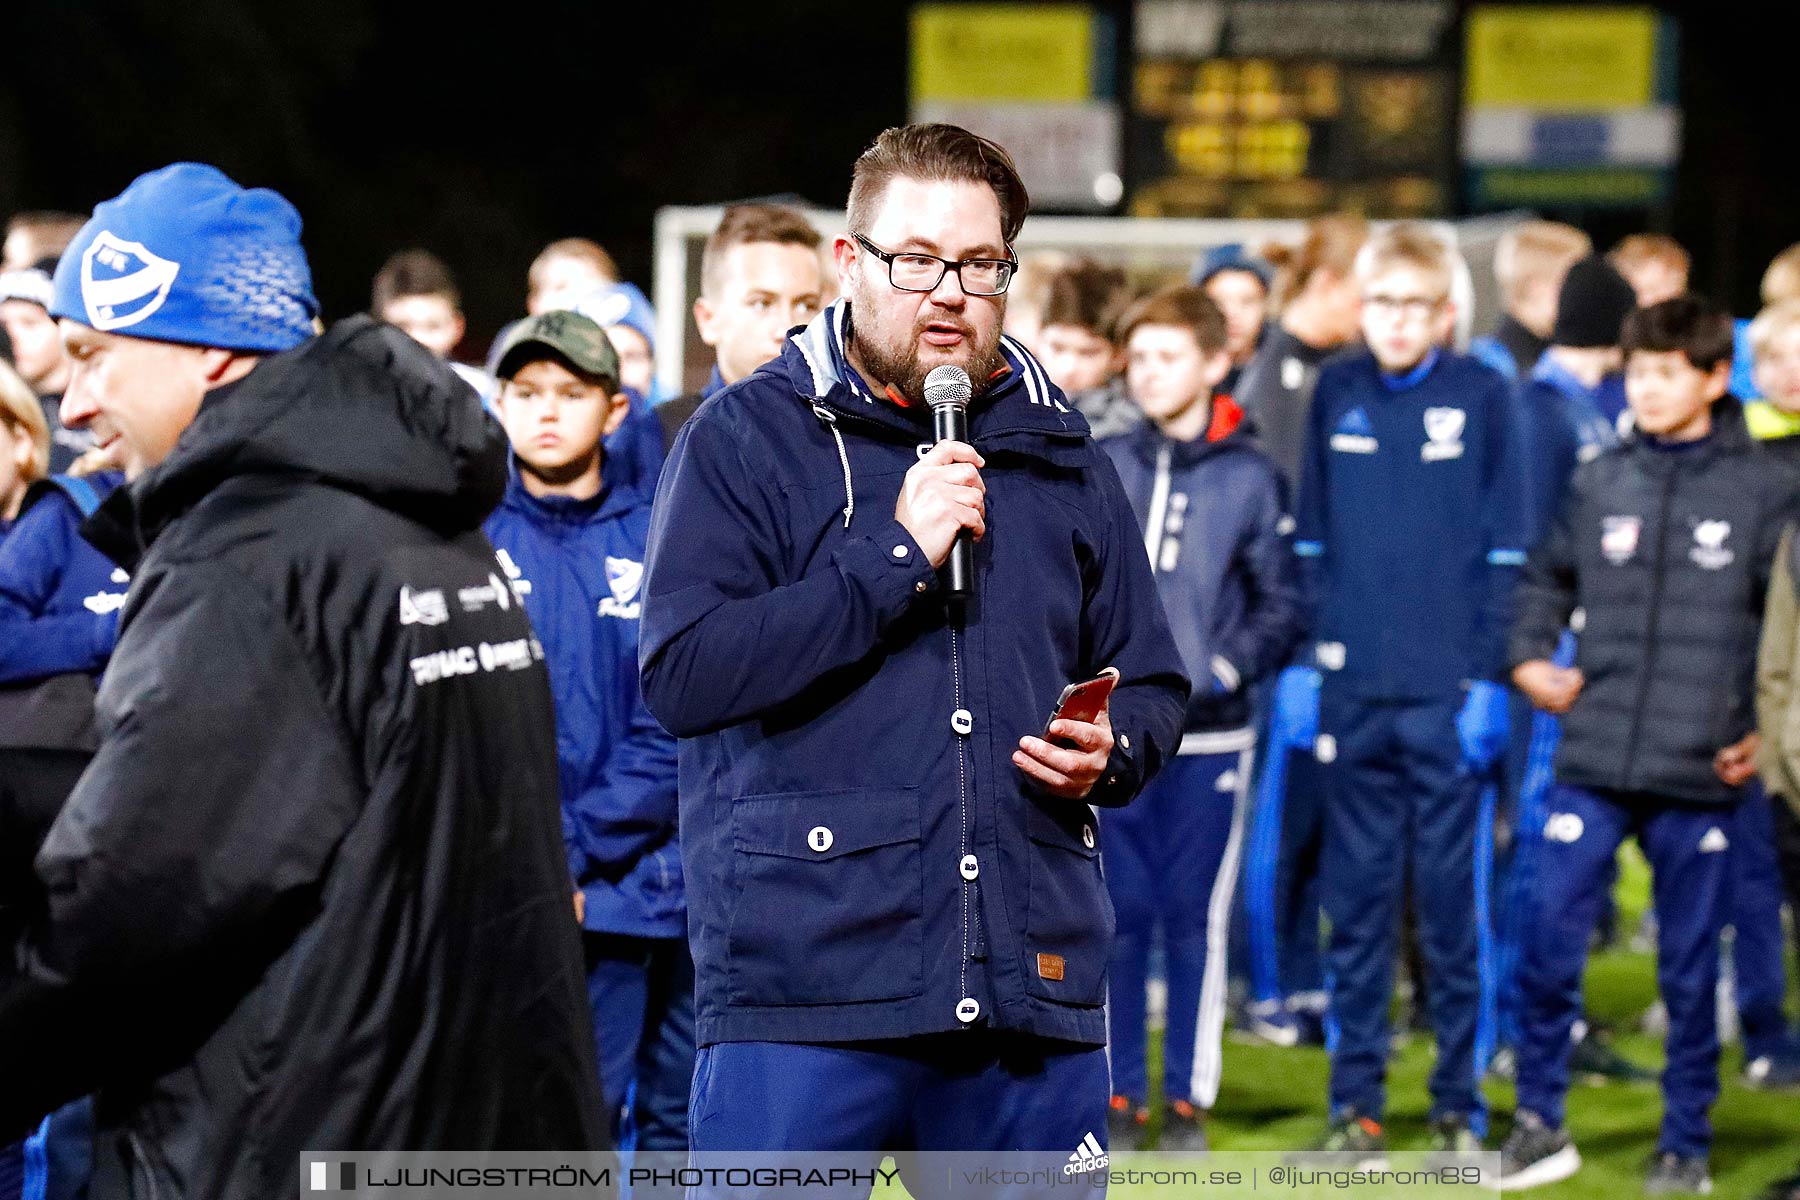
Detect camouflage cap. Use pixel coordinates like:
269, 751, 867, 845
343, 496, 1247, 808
492, 309, 620, 383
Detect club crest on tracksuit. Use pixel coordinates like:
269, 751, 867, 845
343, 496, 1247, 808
1601, 516, 1641, 565
1330, 407, 1378, 454
599, 556, 643, 619
1690, 520, 1733, 570
1421, 407, 1466, 462
81, 230, 180, 331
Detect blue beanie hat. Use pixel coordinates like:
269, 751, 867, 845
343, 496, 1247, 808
51, 162, 318, 353
573, 281, 657, 353
1191, 243, 1274, 291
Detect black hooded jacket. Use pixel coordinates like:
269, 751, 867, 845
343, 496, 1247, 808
1510, 399, 1800, 806
0, 318, 607, 1197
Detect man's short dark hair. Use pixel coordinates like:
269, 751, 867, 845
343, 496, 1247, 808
1041, 261, 1132, 345
700, 205, 822, 298
1117, 285, 1230, 358
1622, 294, 1734, 372
846, 124, 1030, 249
371, 249, 461, 313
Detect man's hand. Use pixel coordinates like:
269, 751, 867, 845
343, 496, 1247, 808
1513, 659, 1584, 714
1015, 707, 1114, 801
895, 441, 986, 568
1715, 731, 1761, 787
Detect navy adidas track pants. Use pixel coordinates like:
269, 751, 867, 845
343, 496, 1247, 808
1516, 783, 1733, 1158
1319, 690, 1486, 1126
1100, 732, 1253, 1107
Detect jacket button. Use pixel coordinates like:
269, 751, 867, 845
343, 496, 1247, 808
1082, 824, 1095, 849
1119, 733, 1130, 751
914, 580, 929, 593
892, 544, 909, 559
956, 997, 981, 1023
808, 826, 833, 853
951, 708, 973, 736
960, 854, 979, 880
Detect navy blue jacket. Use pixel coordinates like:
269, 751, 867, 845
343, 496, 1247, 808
484, 465, 681, 939
641, 301, 1189, 1047
605, 387, 667, 496
0, 472, 128, 685
1519, 357, 1622, 547
1295, 349, 1532, 699
1103, 400, 1303, 734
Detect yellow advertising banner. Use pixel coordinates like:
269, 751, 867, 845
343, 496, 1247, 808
1465, 6, 1658, 109
911, 5, 1093, 103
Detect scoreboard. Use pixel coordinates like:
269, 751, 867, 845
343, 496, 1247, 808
1129, 1, 1458, 218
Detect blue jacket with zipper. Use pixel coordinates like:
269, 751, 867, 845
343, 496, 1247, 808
483, 465, 682, 939
640, 300, 1190, 1048
1294, 349, 1532, 700
1519, 357, 1623, 548
1102, 399, 1303, 735
0, 472, 128, 686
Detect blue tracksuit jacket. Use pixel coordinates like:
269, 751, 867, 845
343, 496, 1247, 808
640, 300, 1190, 1048
1519, 357, 1622, 547
483, 465, 681, 938
0, 473, 128, 685
1102, 400, 1303, 733
1294, 349, 1532, 699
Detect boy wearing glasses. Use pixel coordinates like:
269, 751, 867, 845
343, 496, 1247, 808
1290, 224, 1531, 1161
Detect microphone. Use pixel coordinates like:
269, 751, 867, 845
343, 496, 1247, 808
924, 364, 975, 601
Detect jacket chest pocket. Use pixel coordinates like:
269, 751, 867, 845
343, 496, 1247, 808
726, 787, 924, 1006
1023, 803, 1113, 1006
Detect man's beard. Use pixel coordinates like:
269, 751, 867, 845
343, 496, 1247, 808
848, 286, 1007, 406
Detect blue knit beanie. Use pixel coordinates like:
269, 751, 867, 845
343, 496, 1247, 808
1191, 243, 1274, 291
51, 163, 318, 353
573, 281, 657, 353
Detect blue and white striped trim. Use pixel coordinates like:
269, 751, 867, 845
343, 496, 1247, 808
1178, 726, 1256, 756
1000, 334, 1068, 412
791, 302, 874, 403
1294, 540, 1325, 558
1487, 548, 1527, 567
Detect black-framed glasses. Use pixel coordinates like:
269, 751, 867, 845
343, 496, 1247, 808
1361, 292, 1446, 322
853, 233, 1016, 296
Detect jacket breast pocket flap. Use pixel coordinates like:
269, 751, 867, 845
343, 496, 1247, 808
726, 788, 925, 1006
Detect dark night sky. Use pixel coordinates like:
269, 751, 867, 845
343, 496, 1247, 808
2, 1, 1790, 349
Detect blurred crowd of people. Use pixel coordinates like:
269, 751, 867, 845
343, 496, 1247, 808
6, 159, 1800, 1200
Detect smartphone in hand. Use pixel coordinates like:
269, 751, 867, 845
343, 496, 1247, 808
1045, 667, 1120, 745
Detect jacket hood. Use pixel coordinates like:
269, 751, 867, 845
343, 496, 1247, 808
499, 454, 646, 527
780, 300, 1092, 445
1124, 393, 1258, 467
90, 316, 508, 563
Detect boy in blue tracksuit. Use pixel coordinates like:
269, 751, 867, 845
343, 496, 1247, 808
1, 465, 128, 1200
1497, 257, 1638, 1065
480, 311, 687, 1150
1101, 287, 1303, 1151
1292, 225, 1532, 1158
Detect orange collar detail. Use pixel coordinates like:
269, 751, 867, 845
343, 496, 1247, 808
1207, 394, 1245, 443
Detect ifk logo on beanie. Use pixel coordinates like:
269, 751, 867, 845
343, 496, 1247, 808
80, 232, 180, 331
51, 162, 320, 354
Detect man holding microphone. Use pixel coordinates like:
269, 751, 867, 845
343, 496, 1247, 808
641, 124, 1188, 1165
